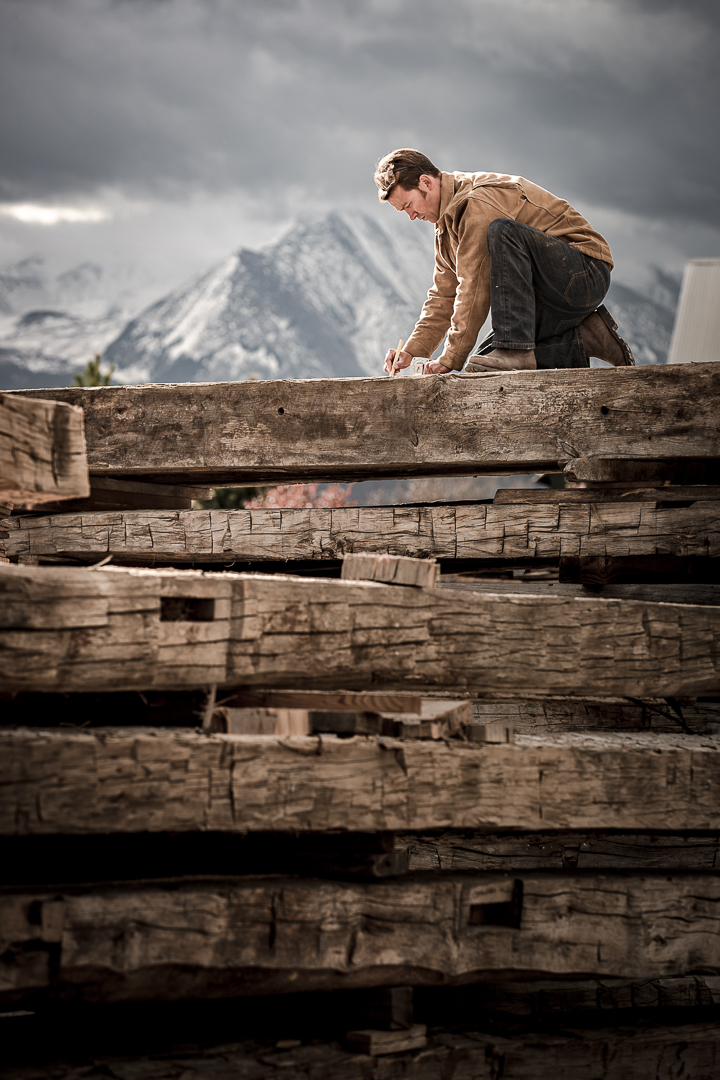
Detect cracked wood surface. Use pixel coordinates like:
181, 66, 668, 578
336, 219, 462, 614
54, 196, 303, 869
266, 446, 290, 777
5, 1024, 720, 1080
396, 831, 720, 872
3, 872, 720, 1003
4, 729, 720, 835
2, 564, 720, 696
471, 697, 720, 735
12, 363, 720, 484
0, 394, 89, 508
4, 496, 719, 564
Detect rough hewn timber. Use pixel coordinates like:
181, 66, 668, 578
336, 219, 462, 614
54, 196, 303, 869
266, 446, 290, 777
4, 728, 720, 835
494, 484, 720, 503
396, 831, 720, 872
3, 872, 720, 1004
2, 563, 720, 696
435, 975, 720, 1014
341, 552, 440, 588
39, 476, 212, 513
470, 697, 720, 735
440, 580, 720, 606
0, 394, 89, 507
564, 457, 720, 485
12, 364, 720, 484
5, 495, 720, 565
5, 1023, 720, 1080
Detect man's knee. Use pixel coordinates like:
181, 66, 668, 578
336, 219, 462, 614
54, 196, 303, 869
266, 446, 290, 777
487, 217, 526, 254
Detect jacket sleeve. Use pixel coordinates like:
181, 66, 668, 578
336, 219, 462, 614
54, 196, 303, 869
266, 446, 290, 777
405, 198, 498, 371
403, 240, 459, 364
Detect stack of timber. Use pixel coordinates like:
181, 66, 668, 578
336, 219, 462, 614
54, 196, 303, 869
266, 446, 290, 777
3, 363, 720, 1078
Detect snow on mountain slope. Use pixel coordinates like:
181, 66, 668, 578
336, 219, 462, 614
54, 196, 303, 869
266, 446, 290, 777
104, 212, 435, 382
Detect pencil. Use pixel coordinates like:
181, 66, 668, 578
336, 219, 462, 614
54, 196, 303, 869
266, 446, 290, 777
390, 338, 404, 377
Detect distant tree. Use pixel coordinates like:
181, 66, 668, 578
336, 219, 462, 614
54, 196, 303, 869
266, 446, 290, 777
73, 353, 115, 387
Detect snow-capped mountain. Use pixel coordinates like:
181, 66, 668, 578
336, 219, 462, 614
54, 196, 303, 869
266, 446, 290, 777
0, 213, 681, 391
0, 258, 135, 389
104, 213, 434, 383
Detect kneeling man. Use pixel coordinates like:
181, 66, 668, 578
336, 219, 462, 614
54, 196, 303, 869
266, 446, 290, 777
375, 148, 634, 375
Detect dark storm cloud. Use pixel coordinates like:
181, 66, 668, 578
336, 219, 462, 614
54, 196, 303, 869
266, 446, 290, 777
1, 0, 718, 227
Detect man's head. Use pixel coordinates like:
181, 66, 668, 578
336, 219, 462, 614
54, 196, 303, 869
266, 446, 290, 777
374, 148, 442, 223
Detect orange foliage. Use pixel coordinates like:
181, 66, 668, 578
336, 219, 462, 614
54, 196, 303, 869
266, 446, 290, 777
244, 483, 356, 509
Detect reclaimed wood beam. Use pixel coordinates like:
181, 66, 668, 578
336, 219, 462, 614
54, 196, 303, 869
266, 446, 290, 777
396, 830, 720, 873
12, 363, 720, 484
2, 564, 720, 696
3, 728, 720, 835
3, 872, 720, 1004
0, 394, 89, 508
4, 496, 719, 565
2, 1022, 718, 1079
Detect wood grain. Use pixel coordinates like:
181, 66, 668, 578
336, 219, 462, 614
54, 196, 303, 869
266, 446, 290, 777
396, 831, 720, 872
4, 728, 720, 835
3, 1023, 720, 1080
0, 394, 89, 507
2, 564, 720, 696
4, 497, 719, 566
11, 363, 720, 484
3, 872, 720, 1003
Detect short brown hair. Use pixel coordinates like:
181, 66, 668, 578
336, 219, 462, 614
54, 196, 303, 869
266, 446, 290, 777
374, 148, 440, 201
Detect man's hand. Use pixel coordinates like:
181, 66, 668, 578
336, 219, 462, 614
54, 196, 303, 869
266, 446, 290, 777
424, 360, 451, 375
384, 348, 413, 374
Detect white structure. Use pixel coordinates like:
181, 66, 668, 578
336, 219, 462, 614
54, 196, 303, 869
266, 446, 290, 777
667, 258, 720, 364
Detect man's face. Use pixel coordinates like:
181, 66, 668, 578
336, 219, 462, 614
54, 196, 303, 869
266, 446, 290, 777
388, 174, 441, 223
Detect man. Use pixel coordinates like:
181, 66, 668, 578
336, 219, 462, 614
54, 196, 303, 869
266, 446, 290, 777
375, 148, 634, 375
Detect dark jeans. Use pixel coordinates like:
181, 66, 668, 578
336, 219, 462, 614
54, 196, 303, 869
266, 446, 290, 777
473, 218, 612, 369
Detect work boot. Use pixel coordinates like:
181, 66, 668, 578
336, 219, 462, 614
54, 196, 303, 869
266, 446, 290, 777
581, 305, 635, 366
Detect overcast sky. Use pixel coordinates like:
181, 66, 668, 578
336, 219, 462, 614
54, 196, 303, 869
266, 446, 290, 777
1, 0, 718, 300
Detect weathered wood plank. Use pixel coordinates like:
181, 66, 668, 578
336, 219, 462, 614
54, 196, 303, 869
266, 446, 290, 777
3, 872, 720, 1003
4, 498, 719, 568
38, 476, 212, 513
341, 552, 440, 587
440, 580, 720, 606
4, 728, 720, 835
2, 564, 720, 696
560, 554, 720, 585
564, 457, 720, 485
436, 975, 720, 1014
494, 485, 720, 503
12, 364, 720, 484
471, 697, 720, 735
5, 1023, 720, 1080
0, 394, 89, 508
396, 831, 720, 872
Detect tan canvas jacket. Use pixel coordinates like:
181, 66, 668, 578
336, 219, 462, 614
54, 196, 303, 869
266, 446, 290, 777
403, 171, 614, 371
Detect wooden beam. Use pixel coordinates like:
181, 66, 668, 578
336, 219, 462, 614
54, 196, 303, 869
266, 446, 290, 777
341, 552, 440, 588
560, 555, 720, 585
4, 728, 720, 835
470, 697, 720, 736
11, 363, 720, 484
4, 496, 719, 565
440, 581, 720, 606
221, 689, 425, 713
3, 872, 720, 1004
494, 485, 720, 503
436, 976, 720, 1014
396, 830, 720, 873
2, 564, 720, 696
0, 394, 89, 508
2, 1022, 719, 1079
564, 457, 720, 485
38, 477, 212, 513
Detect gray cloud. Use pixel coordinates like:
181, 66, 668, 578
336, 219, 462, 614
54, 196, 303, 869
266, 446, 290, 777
0, 0, 717, 234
